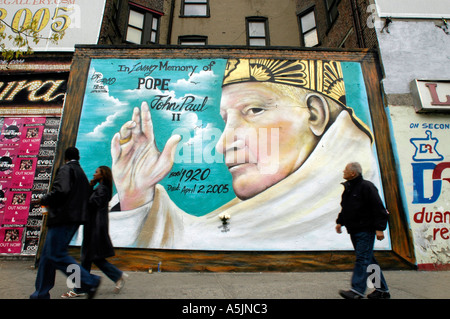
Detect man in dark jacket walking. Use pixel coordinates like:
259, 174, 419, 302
336, 162, 390, 299
30, 147, 101, 299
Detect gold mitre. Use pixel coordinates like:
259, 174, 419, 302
222, 59, 347, 106
222, 58, 374, 142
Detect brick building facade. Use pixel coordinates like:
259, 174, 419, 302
296, 0, 378, 49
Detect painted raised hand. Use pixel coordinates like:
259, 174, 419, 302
111, 101, 181, 210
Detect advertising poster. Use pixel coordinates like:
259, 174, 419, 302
0, 118, 24, 144
18, 118, 45, 156
22, 217, 43, 255
0, 227, 23, 254
3, 191, 31, 225
0, 147, 16, 179
0, 1, 106, 52
11, 157, 38, 189
76, 58, 390, 251
388, 106, 450, 268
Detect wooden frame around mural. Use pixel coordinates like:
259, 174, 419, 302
57, 45, 415, 271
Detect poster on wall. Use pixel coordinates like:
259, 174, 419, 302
389, 106, 450, 268
76, 58, 391, 251
0, 0, 106, 52
0, 227, 23, 254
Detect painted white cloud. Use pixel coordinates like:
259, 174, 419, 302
86, 111, 123, 140
83, 69, 220, 141
171, 70, 219, 91
185, 122, 215, 146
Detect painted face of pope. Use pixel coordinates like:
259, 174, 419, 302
216, 81, 337, 200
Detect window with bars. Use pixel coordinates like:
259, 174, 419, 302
299, 9, 319, 47
246, 17, 268, 46
182, 0, 209, 17
126, 7, 160, 44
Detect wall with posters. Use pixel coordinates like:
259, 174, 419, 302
0, 64, 69, 256
74, 57, 392, 252
0, 116, 61, 254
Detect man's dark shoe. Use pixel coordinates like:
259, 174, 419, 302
339, 290, 363, 299
367, 290, 391, 299
87, 278, 101, 299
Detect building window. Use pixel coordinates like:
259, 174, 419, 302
179, 35, 207, 45
299, 9, 319, 47
182, 0, 209, 17
126, 6, 160, 44
150, 17, 159, 43
325, 0, 340, 26
246, 17, 268, 46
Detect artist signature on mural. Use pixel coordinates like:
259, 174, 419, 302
91, 72, 116, 93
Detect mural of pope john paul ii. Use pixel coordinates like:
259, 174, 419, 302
76, 58, 390, 251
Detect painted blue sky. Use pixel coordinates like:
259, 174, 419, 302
77, 59, 233, 215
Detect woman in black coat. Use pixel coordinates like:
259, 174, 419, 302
62, 166, 126, 298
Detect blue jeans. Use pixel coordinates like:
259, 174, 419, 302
73, 258, 122, 294
350, 231, 389, 296
82, 258, 122, 283
72, 258, 122, 294
30, 224, 101, 299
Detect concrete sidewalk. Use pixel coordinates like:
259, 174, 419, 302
1, 259, 449, 300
